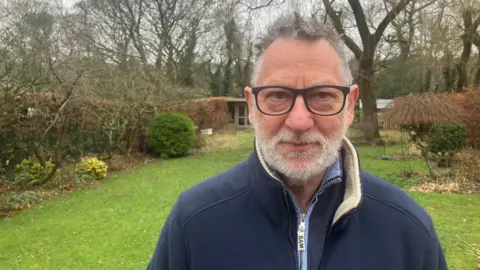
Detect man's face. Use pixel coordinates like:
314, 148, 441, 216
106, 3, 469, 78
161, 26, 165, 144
245, 39, 359, 185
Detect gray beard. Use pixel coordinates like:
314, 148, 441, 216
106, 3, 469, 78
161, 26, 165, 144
253, 114, 347, 185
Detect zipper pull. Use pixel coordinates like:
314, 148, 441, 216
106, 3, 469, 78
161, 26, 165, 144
298, 213, 306, 251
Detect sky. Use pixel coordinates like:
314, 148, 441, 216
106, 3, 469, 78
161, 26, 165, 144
56, 0, 76, 9
62, 0, 76, 7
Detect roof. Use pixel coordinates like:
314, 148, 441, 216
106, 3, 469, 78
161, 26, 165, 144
383, 93, 467, 127
227, 97, 246, 102
359, 99, 393, 109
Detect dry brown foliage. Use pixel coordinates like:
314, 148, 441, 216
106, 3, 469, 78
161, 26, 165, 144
192, 128, 240, 155
384, 92, 467, 128
162, 97, 230, 130
472, 244, 480, 270
385, 89, 480, 149
409, 182, 460, 194
410, 147, 480, 193
449, 88, 480, 149
453, 148, 480, 183
105, 154, 156, 172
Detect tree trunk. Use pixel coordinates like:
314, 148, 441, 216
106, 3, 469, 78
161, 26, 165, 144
443, 52, 457, 92
422, 68, 432, 92
456, 56, 470, 91
358, 58, 380, 140
455, 10, 474, 92
473, 50, 480, 88
323, 0, 410, 141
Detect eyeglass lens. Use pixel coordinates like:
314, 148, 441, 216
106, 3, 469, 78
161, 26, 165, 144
256, 87, 344, 115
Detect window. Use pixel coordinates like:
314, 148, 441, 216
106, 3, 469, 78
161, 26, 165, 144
236, 103, 249, 127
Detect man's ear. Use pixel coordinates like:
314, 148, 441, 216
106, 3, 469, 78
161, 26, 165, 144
347, 84, 359, 125
244, 87, 254, 124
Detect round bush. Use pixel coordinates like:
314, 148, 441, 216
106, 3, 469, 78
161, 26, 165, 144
428, 123, 466, 154
147, 112, 196, 158
74, 157, 108, 181
13, 158, 56, 185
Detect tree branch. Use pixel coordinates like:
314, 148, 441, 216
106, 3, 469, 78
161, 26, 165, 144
323, 0, 362, 59
33, 71, 83, 154
47, 51, 63, 85
347, 0, 371, 47
374, 0, 411, 47
473, 15, 480, 31
473, 32, 480, 47
412, 0, 436, 13
382, 0, 392, 19
239, 0, 284, 11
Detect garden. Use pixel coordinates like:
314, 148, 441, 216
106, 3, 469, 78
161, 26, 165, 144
2, 78, 480, 270
1, 1, 480, 269
1, 121, 480, 269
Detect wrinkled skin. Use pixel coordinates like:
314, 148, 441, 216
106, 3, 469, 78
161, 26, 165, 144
244, 39, 359, 204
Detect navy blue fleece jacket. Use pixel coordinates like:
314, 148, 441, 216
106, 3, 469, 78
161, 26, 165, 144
147, 138, 447, 270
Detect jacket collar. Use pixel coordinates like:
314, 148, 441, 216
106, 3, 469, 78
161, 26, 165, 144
248, 136, 363, 226
332, 137, 362, 225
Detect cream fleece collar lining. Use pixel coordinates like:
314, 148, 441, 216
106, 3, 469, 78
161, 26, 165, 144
255, 137, 362, 226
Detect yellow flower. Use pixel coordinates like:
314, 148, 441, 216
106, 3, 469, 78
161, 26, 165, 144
74, 157, 108, 180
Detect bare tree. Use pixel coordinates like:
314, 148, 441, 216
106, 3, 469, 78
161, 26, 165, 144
389, 0, 437, 60
0, 0, 86, 184
455, 4, 480, 91
472, 30, 480, 87
323, 0, 412, 140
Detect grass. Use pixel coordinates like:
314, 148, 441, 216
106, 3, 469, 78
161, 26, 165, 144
1, 129, 479, 270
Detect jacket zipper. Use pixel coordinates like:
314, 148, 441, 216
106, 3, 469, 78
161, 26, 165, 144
297, 213, 306, 269
282, 177, 342, 270
283, 190, 299, 269
285, 188, 306, 270
293, 178, 343, 270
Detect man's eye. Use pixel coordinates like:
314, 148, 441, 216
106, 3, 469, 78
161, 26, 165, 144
315, 92, 330, 99
310, 90, 338, 101
268, 91, 289, 100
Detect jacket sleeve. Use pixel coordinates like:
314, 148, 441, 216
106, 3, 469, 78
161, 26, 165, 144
147, 197, 190, 270
423, 225, 448, 270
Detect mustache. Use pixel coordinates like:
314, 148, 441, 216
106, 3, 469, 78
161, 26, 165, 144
269, 129, 327, 145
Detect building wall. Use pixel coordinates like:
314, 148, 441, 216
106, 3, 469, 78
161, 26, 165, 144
228, 101, 250, 127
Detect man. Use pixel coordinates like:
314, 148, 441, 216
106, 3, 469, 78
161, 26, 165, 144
147, 12, 447, 270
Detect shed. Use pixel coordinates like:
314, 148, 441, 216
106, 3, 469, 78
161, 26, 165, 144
227, 97, 250, 127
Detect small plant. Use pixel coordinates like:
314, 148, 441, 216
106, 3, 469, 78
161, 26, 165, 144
428, 123, 466, 168
147, 112, 196, 158
399, 168, 417, 178
74, 157, 108, 182
13, 158, 57, 186
428, 123, 466, 154
0, 190, 55, 216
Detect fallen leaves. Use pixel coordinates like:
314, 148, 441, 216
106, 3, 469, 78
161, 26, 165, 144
408, 182, 460, 194
473, 244, 480, 269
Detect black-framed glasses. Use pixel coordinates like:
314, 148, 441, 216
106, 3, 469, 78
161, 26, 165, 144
252, 85, 350, 116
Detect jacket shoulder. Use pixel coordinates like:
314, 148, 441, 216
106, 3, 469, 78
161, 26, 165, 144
172, 160, 251, 225
360, 171, 435, 236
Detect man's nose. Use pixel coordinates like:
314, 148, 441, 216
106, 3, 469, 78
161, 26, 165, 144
284, 95, 314, 132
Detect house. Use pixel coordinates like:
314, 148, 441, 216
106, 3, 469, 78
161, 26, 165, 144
227, 97, 250, 127
359, 99, 394, 112
359, 99, 394, 127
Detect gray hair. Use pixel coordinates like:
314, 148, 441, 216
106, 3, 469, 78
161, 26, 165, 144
251, 12, 353, 86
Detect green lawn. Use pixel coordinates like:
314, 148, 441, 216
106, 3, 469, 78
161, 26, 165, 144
1, 130, 479, 269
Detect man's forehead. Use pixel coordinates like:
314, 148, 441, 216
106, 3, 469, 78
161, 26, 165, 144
257, 39, 343, 85
260, 39, 340, 70
262, 78, 339, 88
263, 38, 338, 59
